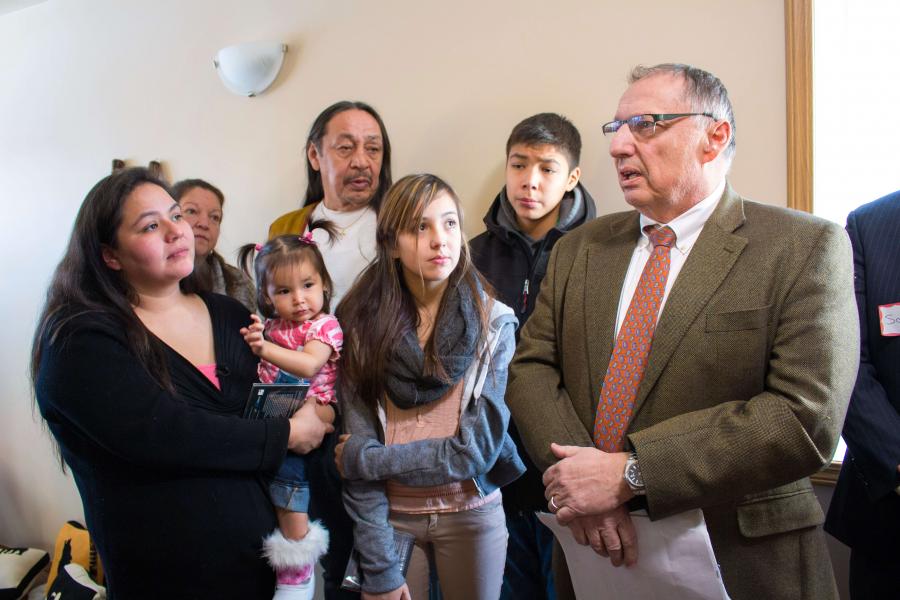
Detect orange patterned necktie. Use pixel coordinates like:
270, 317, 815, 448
593, 225, 676, 451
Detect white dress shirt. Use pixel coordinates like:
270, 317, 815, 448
614, 180, 726, 335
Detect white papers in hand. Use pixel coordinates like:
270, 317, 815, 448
537, 509, 730, 600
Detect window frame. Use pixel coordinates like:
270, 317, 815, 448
785, 0, 812, 215
785, 0, 843, 485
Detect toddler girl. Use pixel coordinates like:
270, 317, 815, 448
239, 223, 342, 600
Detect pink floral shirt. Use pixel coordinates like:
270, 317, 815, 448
258, 314, 343, 405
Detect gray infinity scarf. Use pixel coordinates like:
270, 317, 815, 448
384, 282, 480, 409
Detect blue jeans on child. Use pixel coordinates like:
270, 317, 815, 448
269, 370, 312, 513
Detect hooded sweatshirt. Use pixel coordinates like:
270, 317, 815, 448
470, 181, 597, 512
471, 182, 597, 329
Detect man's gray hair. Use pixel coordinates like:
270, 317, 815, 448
630, 63, 736, 162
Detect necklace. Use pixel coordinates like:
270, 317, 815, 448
318, 204, 371, 238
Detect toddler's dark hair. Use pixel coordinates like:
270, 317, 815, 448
238, 220, 337, 318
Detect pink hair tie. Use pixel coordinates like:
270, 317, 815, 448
255, 243, 263, 252
298, 232, 317, 247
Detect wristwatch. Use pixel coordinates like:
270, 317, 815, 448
624, 453, 646, 496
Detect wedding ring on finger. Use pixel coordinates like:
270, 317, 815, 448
549, 495, 560, 511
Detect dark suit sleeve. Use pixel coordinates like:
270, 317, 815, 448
37, 320, 288, 473
630, 221, 860, 517
507, 242, 595, 471
841, 210, 900, 500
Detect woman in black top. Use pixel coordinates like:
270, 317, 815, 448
31, 167, 332, 599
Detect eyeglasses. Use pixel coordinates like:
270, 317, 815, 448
602, 113, 716, 139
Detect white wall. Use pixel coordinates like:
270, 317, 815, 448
0, 0, 788, 551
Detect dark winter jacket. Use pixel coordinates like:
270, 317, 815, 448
470, 182, 596, 512
471, 183, 597, 330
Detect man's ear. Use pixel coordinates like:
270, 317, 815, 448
101, 245, 121, 271
701, 120, 731, 164
307, 142, 322, 172
565, 166, 582, 192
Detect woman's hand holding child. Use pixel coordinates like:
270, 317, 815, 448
287, 400, 334, 455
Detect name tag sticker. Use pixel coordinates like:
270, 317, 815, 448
879, 302, 900, 336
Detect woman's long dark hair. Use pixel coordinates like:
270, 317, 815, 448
171, 178, 245, 299
31, 167, 191, 395
337, 174, 492, 408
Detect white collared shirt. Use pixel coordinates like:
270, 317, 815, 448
614, 180, 726, 335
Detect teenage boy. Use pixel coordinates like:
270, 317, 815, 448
470, 113, 597, 600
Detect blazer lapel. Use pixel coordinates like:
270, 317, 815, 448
631, 185, 748, 418
581, 212, 640, 425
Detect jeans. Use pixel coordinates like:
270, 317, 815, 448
269, 452, 311, 513
270, 370, 314, 513
390, 495, 507, 600
500, 510, 556, 600
273, 370, 309, 386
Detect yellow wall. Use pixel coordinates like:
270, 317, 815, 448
0, 0, 787, 549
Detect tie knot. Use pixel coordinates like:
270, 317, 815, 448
645, 225, 676, 248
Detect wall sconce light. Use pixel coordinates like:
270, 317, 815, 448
214, 42, 287, 97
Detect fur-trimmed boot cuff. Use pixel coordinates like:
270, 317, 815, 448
262, 521, 330, 570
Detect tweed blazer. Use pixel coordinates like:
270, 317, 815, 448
507, 185, 859, 600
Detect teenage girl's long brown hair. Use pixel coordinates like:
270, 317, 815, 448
337, 173, 492, 408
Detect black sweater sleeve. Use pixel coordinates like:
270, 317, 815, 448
37, 314, 289, 473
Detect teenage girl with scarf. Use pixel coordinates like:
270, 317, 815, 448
334, 173, 525, 600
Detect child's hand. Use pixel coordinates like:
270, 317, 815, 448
240, 314, 267, 356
